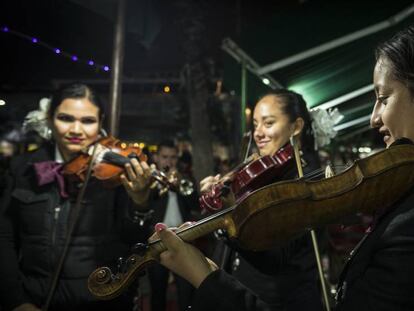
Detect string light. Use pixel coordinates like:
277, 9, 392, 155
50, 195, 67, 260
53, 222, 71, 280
1, 25, 110, 73
164, 85, 171, 93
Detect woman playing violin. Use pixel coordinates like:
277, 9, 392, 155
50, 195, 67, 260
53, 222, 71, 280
153, 25, 414, 311
0, 83, 151, 311
174, 89, 324, 310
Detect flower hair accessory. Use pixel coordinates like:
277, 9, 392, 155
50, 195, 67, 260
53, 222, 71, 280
22, 97, 52, 140
309, 107, 344, 148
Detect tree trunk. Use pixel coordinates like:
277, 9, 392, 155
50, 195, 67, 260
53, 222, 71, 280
175, 0, 214, 183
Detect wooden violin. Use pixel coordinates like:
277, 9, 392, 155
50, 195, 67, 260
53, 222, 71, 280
88, 143, 414, 300
200, 144, 294, 212
62, 136, 182, 192
62, 136, 147, 187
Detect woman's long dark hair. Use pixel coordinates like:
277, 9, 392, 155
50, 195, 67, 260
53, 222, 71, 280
375, 25, 414, 94
48, 83, 106, 125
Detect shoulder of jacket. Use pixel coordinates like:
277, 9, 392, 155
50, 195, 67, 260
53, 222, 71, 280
9, 145, 51, 175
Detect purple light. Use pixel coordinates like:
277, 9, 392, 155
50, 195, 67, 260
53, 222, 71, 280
103, 66, 110, 72
2, 26, 9, 32
32, 37, 38, 43
71, 55, 78, 61
88, 60, 94, 66
54, 48, 61, 54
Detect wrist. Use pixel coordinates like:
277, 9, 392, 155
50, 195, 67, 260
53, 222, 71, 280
191, 261, 218, 288
130, 187, 151, 206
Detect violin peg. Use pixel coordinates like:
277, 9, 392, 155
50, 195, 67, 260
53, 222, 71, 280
117, 257, 126, 273
131, 243, 148, 256
127, 152, 138, 159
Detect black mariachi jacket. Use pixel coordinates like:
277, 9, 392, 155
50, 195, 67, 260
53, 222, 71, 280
335, 186, 414, 311
228, 162, 323, 310
203, 153, 323, 311
191, 177, 414, 311
192, 189, 414, 311
0, 145, 147, 311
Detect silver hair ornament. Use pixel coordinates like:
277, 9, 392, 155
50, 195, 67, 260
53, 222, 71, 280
310, 107, 344, 148
22, 97, 52, 140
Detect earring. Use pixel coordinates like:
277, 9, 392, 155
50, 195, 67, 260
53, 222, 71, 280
100, 128, 108, 137
46, 128, 52, 140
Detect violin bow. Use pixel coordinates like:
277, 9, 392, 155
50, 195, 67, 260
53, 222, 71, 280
239, 130, 253, 162
290, 136, 331, 311
43, 142, 100, 310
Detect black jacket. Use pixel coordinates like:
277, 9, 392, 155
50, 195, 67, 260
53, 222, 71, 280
190, 184, 414, 311
208, 155, 324, 311
0, 145, 146, 311
335, 186, 414, 311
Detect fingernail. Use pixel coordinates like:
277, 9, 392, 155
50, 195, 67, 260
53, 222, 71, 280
155, 223, 167, 232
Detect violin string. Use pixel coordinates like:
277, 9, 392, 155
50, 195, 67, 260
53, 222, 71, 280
303, 165, 350, 180
146, 165, 350, 247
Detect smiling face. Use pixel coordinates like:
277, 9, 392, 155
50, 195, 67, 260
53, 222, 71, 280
253, 95, 303, 156
371, 57, 414, 148
51, 97, 100, 160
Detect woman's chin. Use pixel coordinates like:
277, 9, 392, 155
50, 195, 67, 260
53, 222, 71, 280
62, 145, 83, 156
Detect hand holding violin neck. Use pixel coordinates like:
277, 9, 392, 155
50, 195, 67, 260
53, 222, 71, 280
101, 150, 137, 167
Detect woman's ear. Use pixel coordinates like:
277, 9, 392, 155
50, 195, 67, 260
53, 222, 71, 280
47, 115, 54, 136
292, 117, 305, 137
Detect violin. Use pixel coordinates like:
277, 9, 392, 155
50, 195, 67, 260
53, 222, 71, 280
88, 142, 414, 300
200, 144, 294, 212
62, 136, 179, 192
62, 136, 148, 188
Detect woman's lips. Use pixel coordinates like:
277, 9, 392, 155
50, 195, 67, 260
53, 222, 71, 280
256, 141, 269, 149
66, 137, 84, 144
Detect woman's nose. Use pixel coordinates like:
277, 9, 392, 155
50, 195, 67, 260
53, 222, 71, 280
254, 126, 264, 139
70, 121, 82, 134
370, 101, 383, 128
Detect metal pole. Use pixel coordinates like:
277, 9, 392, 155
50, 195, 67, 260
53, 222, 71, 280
241, 60, 247, 137
109, 0, 126, 136
257, 4, 414, 75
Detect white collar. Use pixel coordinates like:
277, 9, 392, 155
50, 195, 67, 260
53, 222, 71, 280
55, 145, 64, 163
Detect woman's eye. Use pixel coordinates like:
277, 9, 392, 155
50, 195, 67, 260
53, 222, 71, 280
378, 96, 389, 105
265, 121, 274, 127
57, 115, 74, 122
82, 118, 97, 124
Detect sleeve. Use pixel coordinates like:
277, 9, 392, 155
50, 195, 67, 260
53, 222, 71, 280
230, 229, 319, 276
362, 209, 414, 307
339, 194, 414, 310
192, 269, 263, 311
181, 187, 201, 221
232, 247, 285, 276
115, 187, 154, 244
0, 169, 30, 310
